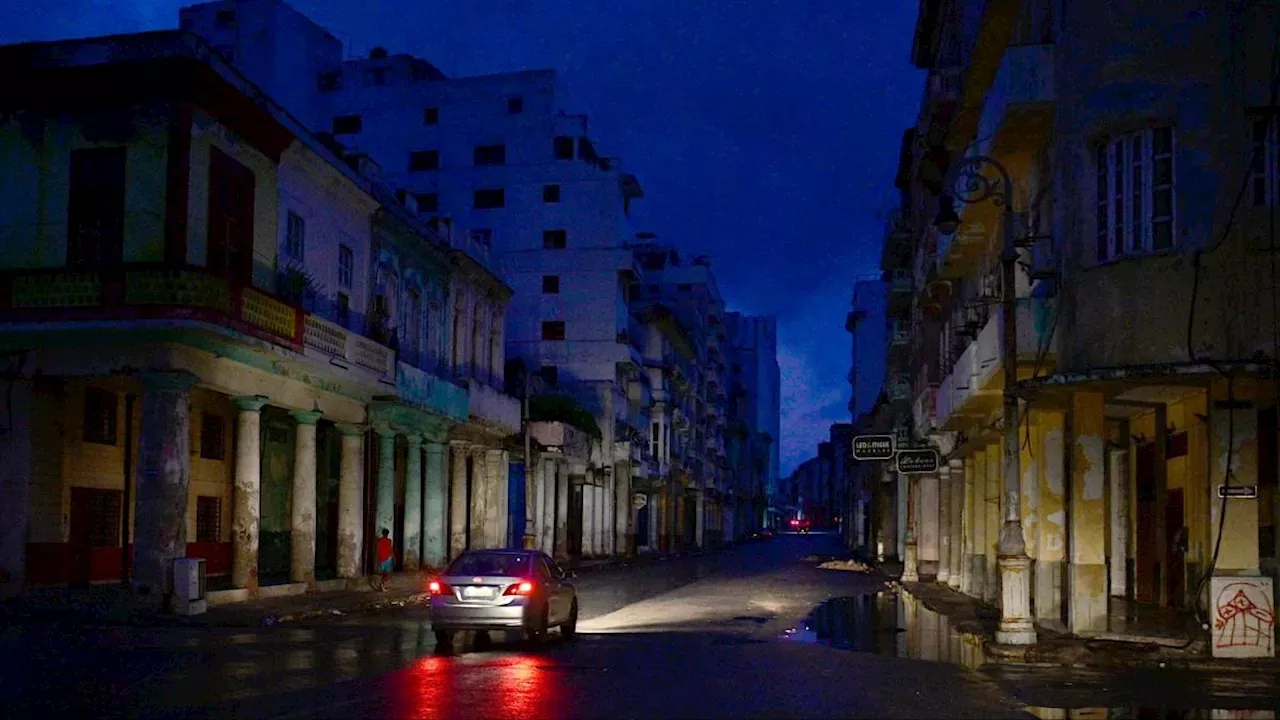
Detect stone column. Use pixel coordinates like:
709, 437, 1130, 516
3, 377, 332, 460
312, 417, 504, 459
937, 464, 952, 585
449, 444, 469, 557
336, 424, 365, 579
468, 449, 488, 548
132, 371, 198, 606
695, 489, 706, 549
1035, 410, 1066, 621
948, 459, 963, 590
917, 471, 940, 579
554, 466, 569, 561
583, 484, 597, 556
961, 454, 977, 597
423, 442, 448, 568
985, 443, 1002, 604
231, 394, 269, 592
403, 434, 423, 570
902, 473, 919, 582
485, 449, 508, 548
289, 410, 322, 587
1068, 391, 1109, 633
616, 462, 631, 555
541, 459, 556, 554
0, 379, 33, 599
373, 428, 397, 557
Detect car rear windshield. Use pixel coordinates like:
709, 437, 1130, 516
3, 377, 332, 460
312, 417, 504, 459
447, 553, 531, 577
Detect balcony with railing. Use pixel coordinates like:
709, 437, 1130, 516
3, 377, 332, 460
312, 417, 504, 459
466, 378, 521, 435
0, 263, 305, 348
935, 297, 1057, 431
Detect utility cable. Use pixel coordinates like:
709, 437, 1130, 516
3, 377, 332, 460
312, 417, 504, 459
1187, 8, 1280, 368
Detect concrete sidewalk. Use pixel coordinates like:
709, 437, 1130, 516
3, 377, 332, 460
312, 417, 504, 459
899, 578, 1280, 674
0, 545, 722, 629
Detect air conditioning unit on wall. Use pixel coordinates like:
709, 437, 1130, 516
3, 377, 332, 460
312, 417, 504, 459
172, 558, 208, 616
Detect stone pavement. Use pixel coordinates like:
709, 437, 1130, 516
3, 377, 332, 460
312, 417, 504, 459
0, 545, 719, 629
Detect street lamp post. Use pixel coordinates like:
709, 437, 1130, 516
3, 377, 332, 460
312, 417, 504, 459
934, 154, 1036, 646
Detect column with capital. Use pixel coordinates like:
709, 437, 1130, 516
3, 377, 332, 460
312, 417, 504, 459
902, 472, 919, 582
373, 427, 397, 557
449, 444, 469, 558
290, 410, 322, 586
132, 371, 199, 607
403, 434, 423, 570
335, 424, 365, 579
423, 441, 448, 568
231, 394, 269, 592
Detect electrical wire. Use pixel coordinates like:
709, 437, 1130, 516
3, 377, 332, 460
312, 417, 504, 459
1187, 9, 1280, 368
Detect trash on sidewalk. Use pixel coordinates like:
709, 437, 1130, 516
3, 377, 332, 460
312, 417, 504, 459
817, 559, 871, 572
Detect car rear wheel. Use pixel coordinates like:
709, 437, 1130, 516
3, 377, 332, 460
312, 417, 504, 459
561, 600, 579, 640
524, 607, 548, 643
434, 629, 454, 648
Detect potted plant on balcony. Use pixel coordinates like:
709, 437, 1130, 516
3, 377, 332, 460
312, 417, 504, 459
277, 261, 322, 311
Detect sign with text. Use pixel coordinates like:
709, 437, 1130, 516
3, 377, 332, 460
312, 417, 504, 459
895, 448, 940, 474
852, 434, 895, 461
1217, 484, 1259, 499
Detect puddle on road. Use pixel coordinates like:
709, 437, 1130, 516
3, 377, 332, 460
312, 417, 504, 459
781, 591, 986, 670
1025, 709, 1275, 719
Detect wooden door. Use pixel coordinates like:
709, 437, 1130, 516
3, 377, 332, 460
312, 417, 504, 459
207, 147, 255, 285
1134, 442, 1159, 604
68, 488, 121, 586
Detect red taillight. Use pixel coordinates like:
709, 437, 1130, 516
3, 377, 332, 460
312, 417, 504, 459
503, 581, 535, 596
428, 580, 452, 595
790, 519, 799, 526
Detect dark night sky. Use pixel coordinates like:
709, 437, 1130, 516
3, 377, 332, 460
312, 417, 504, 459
3, 0, 923, 476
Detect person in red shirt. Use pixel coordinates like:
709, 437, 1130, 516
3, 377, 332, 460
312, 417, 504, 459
373, 528, 394, 592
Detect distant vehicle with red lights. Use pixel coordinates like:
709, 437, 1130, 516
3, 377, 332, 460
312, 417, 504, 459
789, 517, 812, 533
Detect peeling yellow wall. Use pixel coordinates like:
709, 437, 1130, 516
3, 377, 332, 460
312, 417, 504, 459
985, 442, 1000, 568
1021, 418, 1038, 559
1070, 392, 1107, 566
1209, 378, 1261, 574
1036, 410, 1066, 564
963, 455, 977, 557
971, 450, 987, 554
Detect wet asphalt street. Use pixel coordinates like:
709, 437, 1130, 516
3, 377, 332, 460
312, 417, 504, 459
2, 533, 1277, 719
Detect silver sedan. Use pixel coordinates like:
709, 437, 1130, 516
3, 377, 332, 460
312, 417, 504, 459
427, 549, 579, 648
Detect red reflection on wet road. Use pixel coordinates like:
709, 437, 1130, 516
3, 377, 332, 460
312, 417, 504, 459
390, 651, 562, 719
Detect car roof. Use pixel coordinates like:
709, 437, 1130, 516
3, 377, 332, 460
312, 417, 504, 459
454, 549, 537, 557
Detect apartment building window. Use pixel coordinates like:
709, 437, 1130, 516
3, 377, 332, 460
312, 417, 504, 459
542, 184, 561, 203
216, 9, 236, 27
318, 71, 342, 92
553, 136, 574, 160
331, 115, 362, 135
423, 107, 439, 125
284, 210, 305, 261
83, 387, 117, 446
541, 320, 566, 341
67, 146, 126, 267
1095, 126, 1176, 262
409, 150, 439, 171
543, 229, 567, 249
473, 144, 507, 165
542, 275, 560, 294
540, 366, 559, 386
363, 67, 389, 87
473, 188, 505, 209
196, 496, 221, 543
200, 412, 226, 460
414, 192, 439, 213
338, 245, 354, 289
336, 292, 350, 328
1251, 113, 1279, 206
507, 97, 524, 114
208, 147, 256, 285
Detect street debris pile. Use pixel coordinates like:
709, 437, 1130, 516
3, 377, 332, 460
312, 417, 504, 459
817, 559, 871, 573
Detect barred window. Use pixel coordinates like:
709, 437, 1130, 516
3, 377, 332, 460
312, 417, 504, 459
83, 387, 117, 445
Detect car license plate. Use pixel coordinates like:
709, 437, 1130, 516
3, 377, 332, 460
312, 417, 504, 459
462, 586, 493, 599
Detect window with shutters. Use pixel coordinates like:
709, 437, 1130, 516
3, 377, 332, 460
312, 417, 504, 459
83, 387, 118, 446
196, 496, 222, 543
1095, 126, 1176, 262
200, 412, 226, 460
541, 321, 565, 341
473, 189, 505, 209
543, 229, 567, 249
67, 147, 126, 267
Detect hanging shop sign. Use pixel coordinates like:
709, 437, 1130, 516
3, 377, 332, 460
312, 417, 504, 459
895, 448, 940, 474
852, 434, 895, 461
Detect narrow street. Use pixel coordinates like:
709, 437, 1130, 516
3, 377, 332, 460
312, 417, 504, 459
2, 535, 1277, 719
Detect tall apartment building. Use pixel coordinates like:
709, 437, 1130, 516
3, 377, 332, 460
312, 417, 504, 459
178, 0, 643, 558
888, 0, 1280, 653
725, 312, 781, 533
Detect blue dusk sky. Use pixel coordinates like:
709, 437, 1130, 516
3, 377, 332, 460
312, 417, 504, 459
2, 0, 923, 476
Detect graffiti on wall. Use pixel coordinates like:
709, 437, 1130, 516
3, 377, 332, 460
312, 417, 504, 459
1210, 577, 1275, 659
